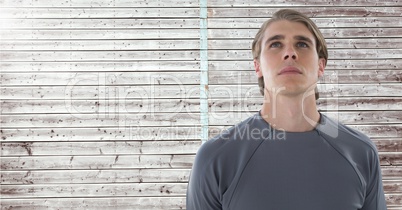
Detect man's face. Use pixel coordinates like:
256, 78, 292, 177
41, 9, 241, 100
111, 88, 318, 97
254, 20, 325, 98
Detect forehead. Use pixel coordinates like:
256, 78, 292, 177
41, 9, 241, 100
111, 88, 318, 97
262, 20, 316, 44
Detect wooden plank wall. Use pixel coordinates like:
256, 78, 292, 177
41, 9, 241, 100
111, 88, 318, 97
0, 0, 401, 209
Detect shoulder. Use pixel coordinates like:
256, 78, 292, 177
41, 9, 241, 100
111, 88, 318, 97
195, 113, 265, 168
318, 114, 378, 155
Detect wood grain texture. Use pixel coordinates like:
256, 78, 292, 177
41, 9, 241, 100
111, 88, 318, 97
1, 1, 401, 209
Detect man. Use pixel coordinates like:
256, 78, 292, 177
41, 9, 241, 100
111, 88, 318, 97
186, 9, 387, 210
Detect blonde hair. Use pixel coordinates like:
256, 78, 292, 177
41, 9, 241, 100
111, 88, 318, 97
252, 9, 328, 99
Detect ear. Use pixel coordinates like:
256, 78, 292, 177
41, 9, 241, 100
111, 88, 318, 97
254, 59, 263, 78
318, 58, 326, 78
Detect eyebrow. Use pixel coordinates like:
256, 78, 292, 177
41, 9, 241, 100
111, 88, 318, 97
264, 35, 314, 46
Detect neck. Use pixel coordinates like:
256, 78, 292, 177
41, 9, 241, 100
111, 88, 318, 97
260, 91, 320, 132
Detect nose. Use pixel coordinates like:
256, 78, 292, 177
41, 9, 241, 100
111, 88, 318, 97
283, 47, 297, 60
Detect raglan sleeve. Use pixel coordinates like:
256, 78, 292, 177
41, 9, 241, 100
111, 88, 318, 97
186, 141, 222, 210
360, 146, 387, 210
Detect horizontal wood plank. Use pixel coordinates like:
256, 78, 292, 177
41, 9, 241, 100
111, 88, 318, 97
1, 99, 201, 114
208, 70, 402, 84
0, 85, 201, 100
206, 49, 401, 60
0, 197, 186, 210
1, 72, 201, 86
1, 167, 400, 185
0, 40, 201, 51
2, 70, 400, 87
209, 60, 402, 71
207, 38, 402, 50
3, 97, 402, 115
207, 0, 401, 6
207, 17, 402, 28
0, 141, 201, 156
0, 113, 201, 128
0, 196, 401, 209
208, 28, 402, 39
0, 29, 200, 40
1, 49, 399, 62
3, 19, 200, 29
3, 17, 401, 29
0, 155, 195, 170
1, 139, 400, 157
1, 183, 188, 198
0, 0, 200, 7
208, 98, 402, 112
2, 181, 401, 199
0, 127, 201, 141
1, 111, 400, 128
0, 8, 200, 18
2, 38, 402, 51
0, 61, 201, 72
2, 84, 401, 101
0, 51, 200, 62
208, 7, 402, 17
0, 169, 192, 184
207, 84, 402, 98
1, 59, 399, 73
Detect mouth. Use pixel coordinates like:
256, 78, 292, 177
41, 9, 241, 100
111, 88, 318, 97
278, 66, 302, 75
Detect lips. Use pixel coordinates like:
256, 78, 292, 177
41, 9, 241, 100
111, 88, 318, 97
278, 66, 302, 75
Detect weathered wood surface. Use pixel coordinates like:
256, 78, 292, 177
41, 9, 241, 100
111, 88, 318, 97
0, 61, 201, 72
2, 98, 401, 114
1, 40, 201, 51
207, 0, 402, 7
0, 72, 201, 86
1, 59, 399, 73
1, 49, 400, 62
208, 60, 402, 71
207, 17, 402, 28
3, 19, 200, 29
0, 127, 201, 141
208, 98, 402, 112
2, 7, 401, 18
1, 0, 399, 7
1, 84, 400, 100
1, 196, 402, 209
1, 99, 201, 114
0, 155, 195, 170
208, 28, 402, 39
3, 181, 402, 198
1, 70, 400, 86
207, 84, 402, 98
0, 169, 192, 184
0, 8, 200, 18
0, 29, 200, 39
1, 1, 401, 209
0, 139, 399, 157
208, 70, 402, 84
0, 51, 201, 61
0, 85, 201, 100
0, 197, 187, 210
2, 38, 402, 51
0, 111, 400, 128
208, 7, 402, 17
1, 28, 401, 40
1, 167, 400, 184
0, 141, 201, 156
3, 17, 400, 29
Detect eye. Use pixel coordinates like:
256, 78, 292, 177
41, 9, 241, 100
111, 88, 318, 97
297, 42, 309, 48
269, 42, 282, 48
